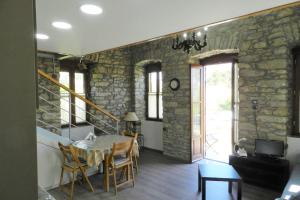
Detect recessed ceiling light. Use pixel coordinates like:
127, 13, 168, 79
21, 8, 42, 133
52, 21, 72, 30
80, 4, 103, 15
36, 33, 49, 40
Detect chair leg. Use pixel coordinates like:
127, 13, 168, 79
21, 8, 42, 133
127, 165, 130, 182
70, 171, 76, 200
80, 167, 94, 192
134, 155, 138, 174
104, 156, 110, 192
59, 167, 64, 189
131, 163, 135, 187
113, 169, 117, 195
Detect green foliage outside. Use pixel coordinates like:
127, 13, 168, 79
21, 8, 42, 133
206, 67, 232, 111
219, 98, 231, 111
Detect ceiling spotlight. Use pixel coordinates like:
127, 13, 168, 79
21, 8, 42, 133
204, 26, 209, 31
52, 21, 72, 30
196, 31, 202, 37
36, 33, 49, 40
183, 33, 187, 39
80, 4, 103, 15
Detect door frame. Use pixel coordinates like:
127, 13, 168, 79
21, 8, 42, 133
190, 54, 238, 163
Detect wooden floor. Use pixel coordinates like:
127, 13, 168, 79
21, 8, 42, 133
49, 149, 280, 200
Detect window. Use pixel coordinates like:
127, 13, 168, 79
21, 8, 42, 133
59, 72, 70, 124
146, 63, 163, 120
74, 73, 86, 123
59, 60, 87, 125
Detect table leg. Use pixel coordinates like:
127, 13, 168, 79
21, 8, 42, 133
228, 181, 232, 193
237, 180, 242, 200
198, 165, 202, 192
104, 154, 110, 192
103, 160, 106, 188
201, 179, 206, 200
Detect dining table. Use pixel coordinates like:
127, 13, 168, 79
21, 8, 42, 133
72, 134, 139, 192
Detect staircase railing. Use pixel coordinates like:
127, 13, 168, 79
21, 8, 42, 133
37, 69, 120, 139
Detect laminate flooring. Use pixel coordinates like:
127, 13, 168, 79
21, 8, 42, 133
49, 149, 280, 200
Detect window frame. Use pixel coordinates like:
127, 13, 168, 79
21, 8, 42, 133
198, 53, 239, 148
146, 63, 163, 121
60, 60, 89, 127
292, 47, 300, 136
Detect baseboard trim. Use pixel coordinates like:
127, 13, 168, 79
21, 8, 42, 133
142, 147, 190, 163
43, 170, 99, 191
163, 154, 190, 164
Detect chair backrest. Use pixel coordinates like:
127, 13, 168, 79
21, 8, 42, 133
58, 142, 81, 166
108, 138, 135, 164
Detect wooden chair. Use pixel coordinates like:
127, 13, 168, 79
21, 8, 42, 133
108, 138, 135, 195
120, 131, 139, 173
58, 142, 94, 200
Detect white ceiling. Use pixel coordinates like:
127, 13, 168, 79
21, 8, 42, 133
36, 0, 299, 56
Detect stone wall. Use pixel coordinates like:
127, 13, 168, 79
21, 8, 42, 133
224, 7, 299, 150
133, 61, 146, 121
36, 55, 61, 134
85, 48, 133, 133
85, 5, 300, 161
132, 61, 146, 133
130, 42, 191, 161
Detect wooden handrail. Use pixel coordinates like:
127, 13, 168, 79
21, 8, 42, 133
37, 69, 119, 121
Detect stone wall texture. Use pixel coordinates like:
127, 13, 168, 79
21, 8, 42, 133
85, 5, 300, 161
36, 56, 61, 134
130, 43, 191, 161
87, 48, 133, 133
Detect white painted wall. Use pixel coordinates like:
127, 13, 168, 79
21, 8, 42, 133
61, 125, 94, 141
286, 136, 300, 169
37, 127, 98, 190
141, 120, 163, 151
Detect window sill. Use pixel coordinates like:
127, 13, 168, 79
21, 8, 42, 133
146, 118, 163, 122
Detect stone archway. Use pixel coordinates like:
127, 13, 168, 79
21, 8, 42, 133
133, 59, 162, 121
189, 49, 239, 64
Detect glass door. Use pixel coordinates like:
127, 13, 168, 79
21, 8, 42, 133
191, 66, 204, 161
